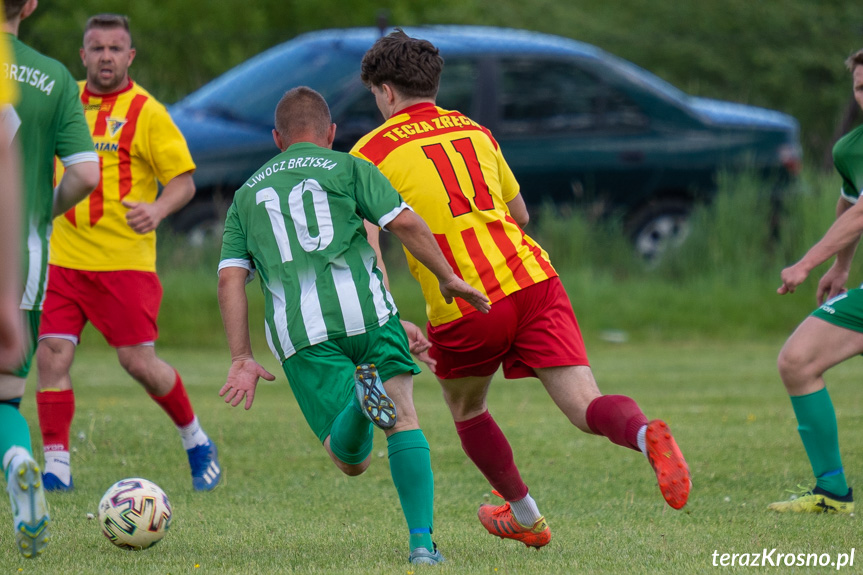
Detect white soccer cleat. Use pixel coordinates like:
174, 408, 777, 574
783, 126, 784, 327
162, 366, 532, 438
7, 456, 50, 558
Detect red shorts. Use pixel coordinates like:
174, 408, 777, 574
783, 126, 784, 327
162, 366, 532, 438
39, 266, 162, 347
427, 277, 589, 380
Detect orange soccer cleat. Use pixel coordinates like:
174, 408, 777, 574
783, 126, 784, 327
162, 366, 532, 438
477, 491, 551, 549
645, 419, 691, 510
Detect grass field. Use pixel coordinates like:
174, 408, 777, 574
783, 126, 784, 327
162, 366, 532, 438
1, 170, 857, 573
2, 336, 861, 574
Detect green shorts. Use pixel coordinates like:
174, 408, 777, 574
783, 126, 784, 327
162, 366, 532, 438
811, 287, 863, 332
7, 310, 40, 378
281, 315, 421, 443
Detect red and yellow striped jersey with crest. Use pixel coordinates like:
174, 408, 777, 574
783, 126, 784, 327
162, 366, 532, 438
351, 102, 556, 326
50, 80, 195, 271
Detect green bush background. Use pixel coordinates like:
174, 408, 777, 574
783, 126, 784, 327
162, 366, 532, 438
152, 168, 854, 351
18, 0, 863, 161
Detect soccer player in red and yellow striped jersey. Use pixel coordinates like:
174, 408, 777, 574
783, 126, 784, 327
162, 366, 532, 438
50, 78, 195, 271
352, 30, 691, 547
34, 14, 221, 494
353, 101, 556, 327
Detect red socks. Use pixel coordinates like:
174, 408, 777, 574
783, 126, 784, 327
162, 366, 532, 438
36, 389, 75, 452
37, 373, 195, 452
585, 394, 647, 452
455, 411, 528, 502
149, 370, 195, 427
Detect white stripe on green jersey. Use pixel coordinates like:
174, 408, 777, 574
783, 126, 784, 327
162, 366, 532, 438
363, 251, 397, 327
22, 214, 47, 309
331, 256, 366, 334
265, 277, 295, 360
297, 265, 326, 345
219, 142, 408, 362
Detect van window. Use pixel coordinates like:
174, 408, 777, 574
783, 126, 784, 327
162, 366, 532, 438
498, 58, 647, 135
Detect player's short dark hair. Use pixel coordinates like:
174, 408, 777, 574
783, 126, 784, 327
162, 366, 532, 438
84, 13, 132, 44
274, 86, 332, 143
4, 0, 29, 21
846, 49, 863, 74
361, 28, 443, 99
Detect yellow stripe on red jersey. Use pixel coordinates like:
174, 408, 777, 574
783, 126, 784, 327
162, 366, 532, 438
351, 102, 556, 326
50, 80, 195, 271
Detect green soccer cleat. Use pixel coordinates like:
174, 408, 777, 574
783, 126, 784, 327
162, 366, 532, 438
768, 486, 854, 514
7, 457, 50, 558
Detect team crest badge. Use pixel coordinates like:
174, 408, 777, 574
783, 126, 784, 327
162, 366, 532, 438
106, 116, 127, 137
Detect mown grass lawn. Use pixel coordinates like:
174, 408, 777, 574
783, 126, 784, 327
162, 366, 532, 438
2, 337, 860, 574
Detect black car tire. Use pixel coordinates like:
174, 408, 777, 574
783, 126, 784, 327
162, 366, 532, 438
626, 198, 692, 262
169, 202, 225, 248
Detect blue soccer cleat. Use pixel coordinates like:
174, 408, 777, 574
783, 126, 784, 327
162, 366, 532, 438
409, 543, 445, 565
187, 440, 221, 491
7, 457, 50, 558
42, 472, 74, 492
354, 363, 397, 430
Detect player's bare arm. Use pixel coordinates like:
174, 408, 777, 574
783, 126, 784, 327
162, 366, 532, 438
814, 198, 862, 304
506, 193, 530, 228
52, 160, 100, 217
384, 209, 491, 313
122, 171, 195, 234
0, 116, 24, 372
217, 266, 275, 409
363, 219, 391, 288
778, 197, 863, 299
363, 221, 436, 363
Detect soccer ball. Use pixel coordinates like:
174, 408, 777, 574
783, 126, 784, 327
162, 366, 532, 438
98, 478, 172, 550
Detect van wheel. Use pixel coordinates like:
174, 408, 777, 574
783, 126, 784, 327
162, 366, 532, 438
627, 199, 692, 262
169, 203, 224, 247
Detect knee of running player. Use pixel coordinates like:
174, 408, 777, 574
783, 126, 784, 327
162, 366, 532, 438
324, 435, 372, 476
776, 342, 825, 394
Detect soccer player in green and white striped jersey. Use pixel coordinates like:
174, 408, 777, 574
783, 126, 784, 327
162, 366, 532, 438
217, 86, 488, 566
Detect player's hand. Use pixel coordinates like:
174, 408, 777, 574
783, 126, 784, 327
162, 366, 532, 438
401, 319, 436, 373
815, 264, 849, 306
777, 262, 810, 296
122, 200, 165, 234
439, 277, 491, 314
219, 358, 276, 410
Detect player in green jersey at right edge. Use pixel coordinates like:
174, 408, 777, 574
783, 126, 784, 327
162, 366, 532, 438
772, 48, 863, 514
1, 0, 99, 558
217, 86, 489, 566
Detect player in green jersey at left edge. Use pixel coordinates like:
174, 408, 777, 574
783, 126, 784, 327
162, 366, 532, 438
1, 0, 99, 559
217, 86, 489, 566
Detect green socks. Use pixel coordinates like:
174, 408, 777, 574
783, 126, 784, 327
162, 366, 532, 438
0, 402, 33, 481
790, 388, 850, 497
388, 429, 434, 552
328, 402, 374, 465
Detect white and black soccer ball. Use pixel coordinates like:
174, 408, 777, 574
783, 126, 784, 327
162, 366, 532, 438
98, 477, 172, 550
